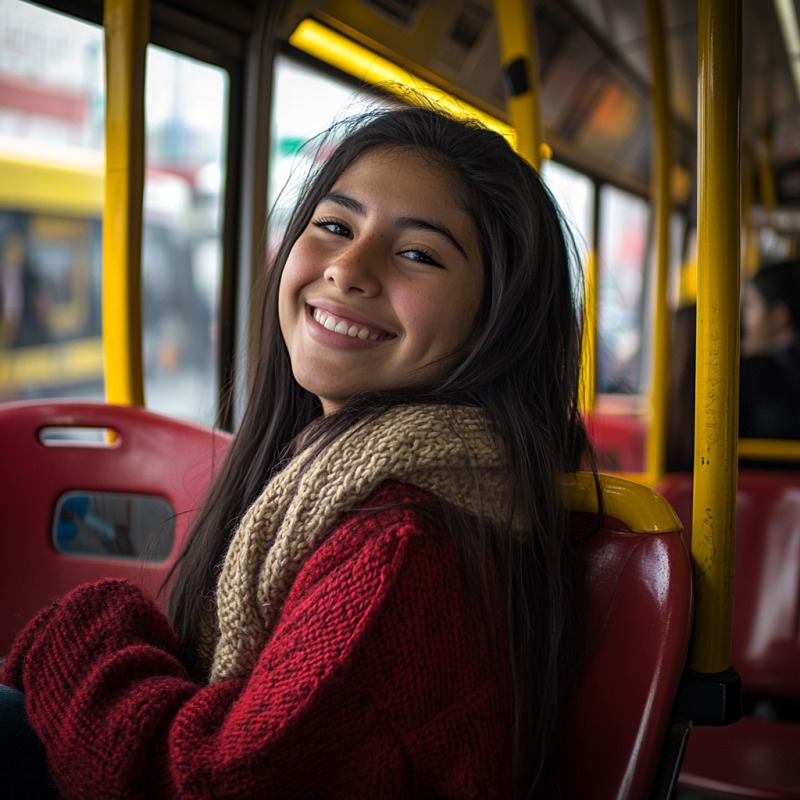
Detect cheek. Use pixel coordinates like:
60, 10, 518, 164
396, 284, 479, 351
439, 278, 483, 346
282, 244, 308, 291
278, 264, 303, 346
279, 245, 315, 313
744, 307, 765, 338
276, 269, 292, 335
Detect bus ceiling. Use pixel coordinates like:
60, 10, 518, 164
38, 0, 800, 205
268, 0, 800, 206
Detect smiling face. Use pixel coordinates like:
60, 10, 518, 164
278, 146, 484, 414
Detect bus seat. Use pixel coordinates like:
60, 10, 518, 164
0, 407, 696, 799
583, 411, 647, 473
658, 471, 800, 798
560, 474, 693, 799
678, 718, 800, 798
0, 400, 232, 655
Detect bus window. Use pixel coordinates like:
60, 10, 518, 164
0, 6, 223, 424
143, 47, 227, 426
268, 55, 391, 249
0, 1, 104, 402
53, 490, 175, 561
541, 158, 595, 267
597, 184, 650, 395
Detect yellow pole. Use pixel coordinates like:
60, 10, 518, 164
102, 0, 148, 405
645, 0, 672, 486
757, 130, 777, 211
741, 146, 760, 277
493, 0, 541, 169
493, 0, 598, 412
580, 249, 597, 413
692, 0, 741, 673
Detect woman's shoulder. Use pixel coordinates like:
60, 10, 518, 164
331, 479, 449, 551
742, 344, 800, 376
741, 346, 800, 401
287, 481, 452, 598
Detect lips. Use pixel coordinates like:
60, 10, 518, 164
310, 306, 392, 341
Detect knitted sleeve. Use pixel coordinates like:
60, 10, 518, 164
0, 483, 511, 799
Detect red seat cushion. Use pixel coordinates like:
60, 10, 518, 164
681, 718, 800, 799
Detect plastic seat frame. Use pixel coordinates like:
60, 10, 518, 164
0, 400, 231, 654
560, 474, 694, 799
659, 471, 800, 799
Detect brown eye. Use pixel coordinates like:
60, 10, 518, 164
313, 218, 352, 238
399, 247, 443, 268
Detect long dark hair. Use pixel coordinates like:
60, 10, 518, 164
168, 104, 593, 798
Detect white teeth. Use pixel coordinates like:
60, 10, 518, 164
313, 308, 380, 341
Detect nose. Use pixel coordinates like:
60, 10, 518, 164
323, 237, 383, 296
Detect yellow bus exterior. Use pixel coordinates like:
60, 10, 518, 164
0, 141, 105, 399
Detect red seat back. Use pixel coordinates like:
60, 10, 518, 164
659, 470, 800, 700
583, 411, 647, 473
0, 400, 232, 654
560, 476, 694, 798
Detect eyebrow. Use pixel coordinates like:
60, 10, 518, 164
321, 191, 470, 261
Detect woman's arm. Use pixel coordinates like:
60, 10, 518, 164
1, 484, 511, 799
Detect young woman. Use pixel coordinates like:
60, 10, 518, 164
1, 105, 593, 799
740, 259, 800, 441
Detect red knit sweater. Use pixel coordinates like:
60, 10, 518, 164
2, 482, 514, 799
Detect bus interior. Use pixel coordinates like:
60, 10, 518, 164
1, 0, 800, 797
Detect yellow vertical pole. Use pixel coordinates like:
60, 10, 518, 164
756, 131, 777, 212
645, 0, 673, 486
741, 146, 760, 277
102, 0, 148, 406
493, 0, 599, 413
692, 0, 741, 673
493, 0, 541, 170
580, 249, 598, 413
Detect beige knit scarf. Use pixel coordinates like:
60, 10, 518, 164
201, 404, 514, 684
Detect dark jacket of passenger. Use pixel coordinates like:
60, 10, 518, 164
739, 344, 800, 440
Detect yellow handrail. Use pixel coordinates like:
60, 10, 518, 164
692, 0, 741, 674
493, 0, 541, 170
494, 0, 604, 422
102, 0, 148, 406
645, 0, 673, 486
738, 438, 800, 461
580, 249, 598, 413
288, 19, 515, 145
563, 472, 682, 533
